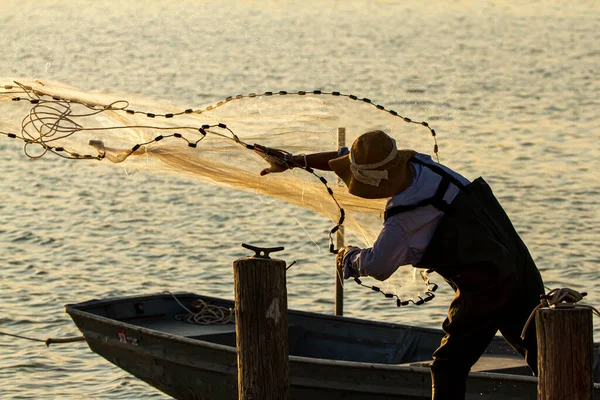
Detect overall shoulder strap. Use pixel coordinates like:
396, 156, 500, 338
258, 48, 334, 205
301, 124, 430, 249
410, 157, 467, 190
384, 158, 464, 221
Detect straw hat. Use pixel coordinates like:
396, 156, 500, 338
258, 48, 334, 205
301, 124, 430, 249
329, 130, 416, 199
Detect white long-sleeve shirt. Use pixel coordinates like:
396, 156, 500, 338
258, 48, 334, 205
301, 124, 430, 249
343, 152, 471, 281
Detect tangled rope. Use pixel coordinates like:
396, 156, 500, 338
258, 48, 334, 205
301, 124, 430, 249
164, 291, 234, 325
520, 288, 600, 339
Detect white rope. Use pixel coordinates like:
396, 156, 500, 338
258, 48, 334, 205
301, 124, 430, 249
164, 291, 234, 325
0, 329, 85, 347
520, 288, 600, 340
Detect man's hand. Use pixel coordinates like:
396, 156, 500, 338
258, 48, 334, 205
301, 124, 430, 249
254, 144, 293, 176
336, 247, 347, 272
337, 246, 359, 279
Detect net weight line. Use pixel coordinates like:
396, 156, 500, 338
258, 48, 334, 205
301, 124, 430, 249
2, 82, 440, 162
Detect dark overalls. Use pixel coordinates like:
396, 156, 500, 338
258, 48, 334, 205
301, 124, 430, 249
384, 159, 545, 400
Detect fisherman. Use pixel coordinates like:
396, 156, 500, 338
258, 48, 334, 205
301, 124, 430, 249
255, 130, 545, 400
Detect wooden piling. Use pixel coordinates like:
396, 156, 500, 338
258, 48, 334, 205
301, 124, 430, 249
335, 127, 346, 316
536, 306, 593, 400
234, 253, 289, 400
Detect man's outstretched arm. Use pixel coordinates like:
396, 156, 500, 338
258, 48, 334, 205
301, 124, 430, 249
254, 144, 338, 175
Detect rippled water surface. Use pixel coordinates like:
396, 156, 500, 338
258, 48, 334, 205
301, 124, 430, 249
0, 0, 599, 398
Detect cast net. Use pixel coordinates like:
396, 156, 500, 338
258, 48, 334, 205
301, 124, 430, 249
0, 78, 440, 306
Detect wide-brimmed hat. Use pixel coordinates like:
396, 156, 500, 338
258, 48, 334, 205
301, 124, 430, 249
329, 130, 416, 199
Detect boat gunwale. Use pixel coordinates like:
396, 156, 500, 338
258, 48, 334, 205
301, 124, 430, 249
65, 292, 546, 385
65, 291, 445, 334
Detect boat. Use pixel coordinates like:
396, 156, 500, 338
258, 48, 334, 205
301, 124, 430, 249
65, 291, 600, 400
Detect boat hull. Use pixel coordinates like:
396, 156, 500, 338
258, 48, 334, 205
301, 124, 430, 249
65, 293, 596, 400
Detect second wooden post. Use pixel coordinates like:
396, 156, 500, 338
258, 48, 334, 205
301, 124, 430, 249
234, 245, 289, 400
536, 306, 593, 400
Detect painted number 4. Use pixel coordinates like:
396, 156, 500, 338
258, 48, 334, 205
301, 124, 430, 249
266, 298, 281, 324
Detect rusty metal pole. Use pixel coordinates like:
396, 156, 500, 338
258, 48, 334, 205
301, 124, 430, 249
234, 244, 289, 400
335, 127, 346, 316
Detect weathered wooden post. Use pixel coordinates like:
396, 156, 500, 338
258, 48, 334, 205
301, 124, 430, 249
335, 127, 346, 316
234, 243, 289, 400
536, 305, 594, 400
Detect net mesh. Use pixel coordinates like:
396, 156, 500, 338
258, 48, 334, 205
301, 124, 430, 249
0, 78, 441, 302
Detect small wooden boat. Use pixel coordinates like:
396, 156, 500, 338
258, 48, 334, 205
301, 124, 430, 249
65, 292, 600, 399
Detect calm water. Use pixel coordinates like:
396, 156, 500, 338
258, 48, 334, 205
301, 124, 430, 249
0, 1, 599, 398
